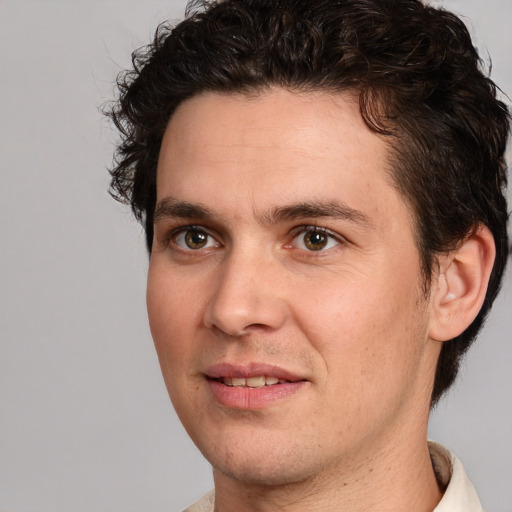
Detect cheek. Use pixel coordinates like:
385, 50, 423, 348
146, 264, 205, 415
146, 262, 201, 364
292, 265, 427, 382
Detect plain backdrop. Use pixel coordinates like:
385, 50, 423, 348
0, 1, 511, 511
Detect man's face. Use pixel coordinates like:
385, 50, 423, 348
147, 88, 441, 486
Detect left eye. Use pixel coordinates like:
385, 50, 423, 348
173, 228, 219, 250
292, 229, 340, 251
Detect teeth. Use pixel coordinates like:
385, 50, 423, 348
220, 376, 286, 387
246, 376, 266, 388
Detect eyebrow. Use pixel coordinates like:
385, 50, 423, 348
153, 196, 372, 228
153, 197, 214, 222
262, 201, 372, 227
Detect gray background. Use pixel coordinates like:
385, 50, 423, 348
0, 1, 510, 511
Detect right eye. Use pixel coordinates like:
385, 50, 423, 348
172, 227, 220, 251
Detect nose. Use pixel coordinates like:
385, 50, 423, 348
203, 250, 287, 337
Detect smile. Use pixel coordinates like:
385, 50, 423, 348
216, 376, 289, 388
205, 364, 308, 409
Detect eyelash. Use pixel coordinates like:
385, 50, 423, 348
163, 224, 345, 254
164, 225, 219, 252
288, 225, 344, 253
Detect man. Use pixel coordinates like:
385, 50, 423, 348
107, 0, 510, 510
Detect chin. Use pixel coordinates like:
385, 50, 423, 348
198, 431, 327, 488
213, 457, 316, 487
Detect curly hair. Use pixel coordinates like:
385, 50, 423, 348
107, 0, 510, 405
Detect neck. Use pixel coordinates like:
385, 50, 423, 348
212, 428, 442, 512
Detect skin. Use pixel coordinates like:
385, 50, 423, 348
147, 88, 447, 511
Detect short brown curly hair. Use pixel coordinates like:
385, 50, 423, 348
107, 0, 510, 405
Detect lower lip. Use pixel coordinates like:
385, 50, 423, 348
208, 379, 307, 409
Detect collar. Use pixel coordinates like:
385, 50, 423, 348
430, 441, 484, 512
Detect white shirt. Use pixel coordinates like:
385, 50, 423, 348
183, 442, 484, 512
429, 441, 484, 512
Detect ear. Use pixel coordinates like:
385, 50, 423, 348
429, 225, 496, 342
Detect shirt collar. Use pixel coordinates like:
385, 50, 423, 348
430, 441, 484, 512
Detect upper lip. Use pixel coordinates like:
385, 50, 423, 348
205, 363, 306, 382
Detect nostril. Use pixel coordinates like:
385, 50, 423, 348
204, 320, 279, 339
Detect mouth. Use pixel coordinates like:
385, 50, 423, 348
211, 376, 290, 388
205, 364, 308, 409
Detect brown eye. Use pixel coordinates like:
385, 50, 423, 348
303, 231, 328, 251
291, 227, 341, 252
185, 230, 208, 249
174, 228, 218, 250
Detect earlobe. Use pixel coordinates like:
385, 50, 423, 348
429, 225, 496, 342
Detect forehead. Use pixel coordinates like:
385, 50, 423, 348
156, 88, 405, 226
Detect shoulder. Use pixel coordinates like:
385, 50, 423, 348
182, 489, 215, 512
